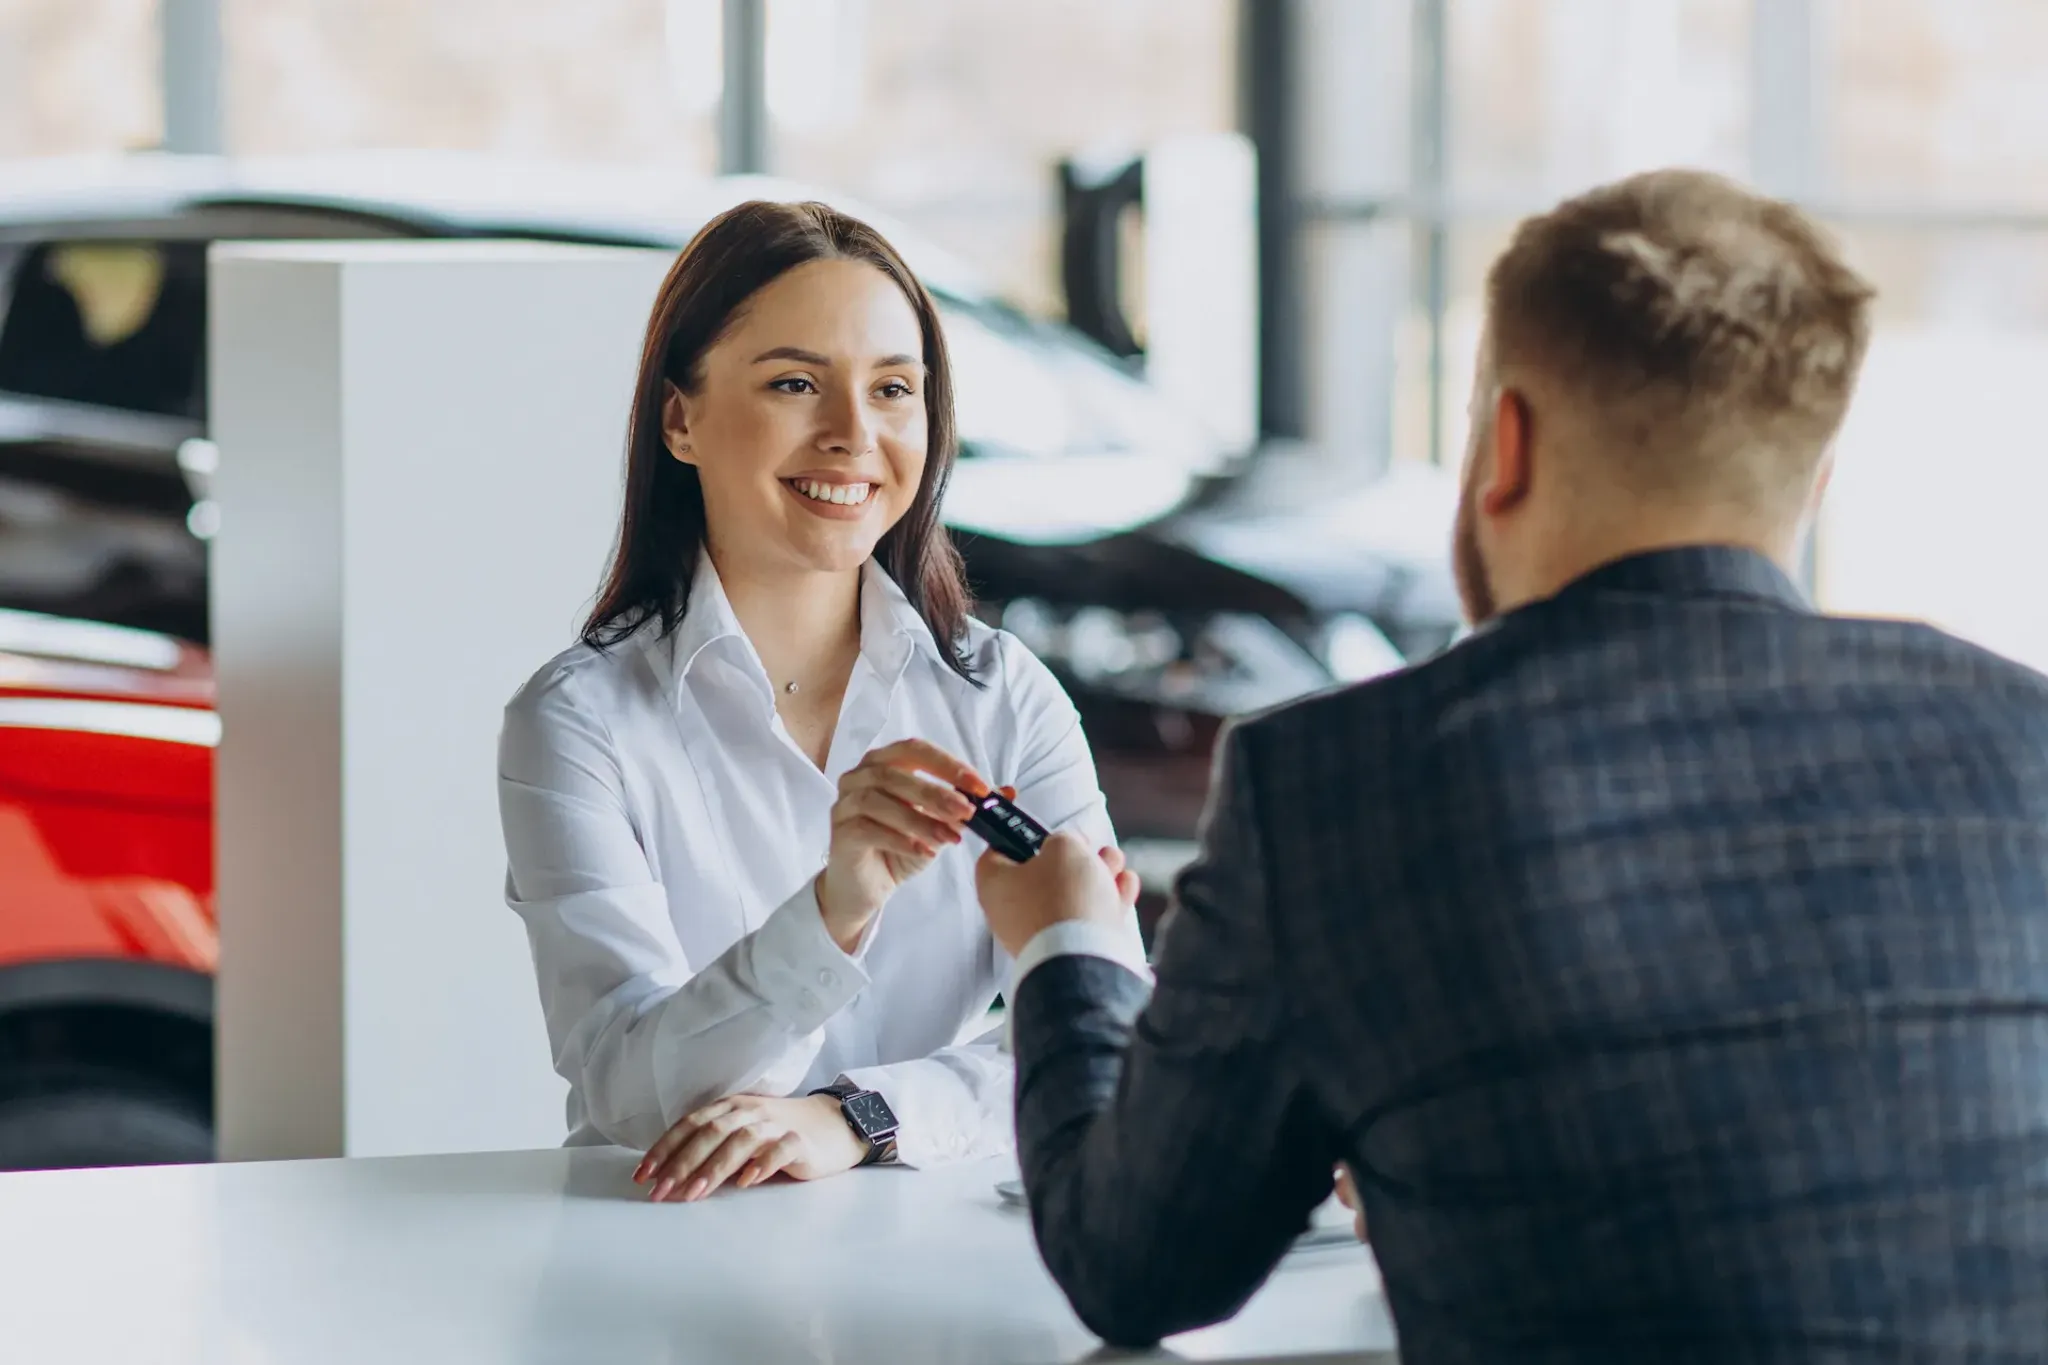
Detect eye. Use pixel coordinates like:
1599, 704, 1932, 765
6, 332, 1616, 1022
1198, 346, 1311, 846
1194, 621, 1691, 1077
875, 380, 916, 400
770, 376, 819, 395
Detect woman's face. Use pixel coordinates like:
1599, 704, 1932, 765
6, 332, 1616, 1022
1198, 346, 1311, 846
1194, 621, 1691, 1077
664, 258, 930, 580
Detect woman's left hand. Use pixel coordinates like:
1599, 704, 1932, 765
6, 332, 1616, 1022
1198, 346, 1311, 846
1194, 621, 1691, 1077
633, 1094, 866, 1202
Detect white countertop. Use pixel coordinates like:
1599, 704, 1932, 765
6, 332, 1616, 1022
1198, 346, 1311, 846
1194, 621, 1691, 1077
0, 1145, 1398, 1363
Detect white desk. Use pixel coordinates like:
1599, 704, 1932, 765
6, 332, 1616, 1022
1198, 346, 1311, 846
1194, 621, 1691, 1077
0, 1146, 1398, 1363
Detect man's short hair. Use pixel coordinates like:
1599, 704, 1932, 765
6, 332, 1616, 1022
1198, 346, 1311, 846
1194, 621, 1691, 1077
1486, 168, 1874, 509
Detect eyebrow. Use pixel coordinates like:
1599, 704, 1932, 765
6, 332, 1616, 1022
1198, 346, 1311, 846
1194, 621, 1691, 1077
750, 346, 924, 370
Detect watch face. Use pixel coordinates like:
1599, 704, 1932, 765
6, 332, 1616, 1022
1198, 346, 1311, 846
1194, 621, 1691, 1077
843, 1090, 897, 1139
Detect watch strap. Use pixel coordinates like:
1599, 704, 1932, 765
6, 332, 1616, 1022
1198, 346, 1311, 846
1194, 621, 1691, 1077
809, 1078, 901, 1166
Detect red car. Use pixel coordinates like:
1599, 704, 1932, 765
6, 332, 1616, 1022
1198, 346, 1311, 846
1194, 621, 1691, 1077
0, 608, 216, 1168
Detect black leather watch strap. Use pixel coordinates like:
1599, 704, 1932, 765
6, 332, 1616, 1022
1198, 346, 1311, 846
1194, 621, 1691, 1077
810, 1078, 901, 1166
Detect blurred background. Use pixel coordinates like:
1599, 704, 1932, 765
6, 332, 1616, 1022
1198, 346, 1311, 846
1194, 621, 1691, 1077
1, 0, 2044, 1170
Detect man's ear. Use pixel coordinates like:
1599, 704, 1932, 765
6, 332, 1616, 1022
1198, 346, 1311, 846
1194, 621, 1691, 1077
1481, 387, 1534, 516
661, 381, 697, 466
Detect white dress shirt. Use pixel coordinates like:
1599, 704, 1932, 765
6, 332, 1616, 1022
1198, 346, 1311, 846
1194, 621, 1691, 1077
498, 556, 1138, 1166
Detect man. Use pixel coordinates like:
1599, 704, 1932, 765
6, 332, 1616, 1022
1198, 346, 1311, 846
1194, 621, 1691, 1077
977, 169, 2048, 1363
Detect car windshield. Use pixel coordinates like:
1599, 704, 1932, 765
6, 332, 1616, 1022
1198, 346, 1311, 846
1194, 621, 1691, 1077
0, 241, 207, 419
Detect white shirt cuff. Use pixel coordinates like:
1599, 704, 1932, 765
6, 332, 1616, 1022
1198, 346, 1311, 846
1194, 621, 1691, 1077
839, 1051, 1011, 1170
1010, 919, 1151, 994
1000, 919, 1149, 1058
743, 877, 871, 1034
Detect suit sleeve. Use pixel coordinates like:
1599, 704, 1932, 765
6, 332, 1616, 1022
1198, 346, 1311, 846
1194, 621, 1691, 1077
1008, 720, 1342, 1348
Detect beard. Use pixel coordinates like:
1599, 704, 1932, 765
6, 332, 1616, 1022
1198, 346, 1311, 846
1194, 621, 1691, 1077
1452, 461, 1498, 628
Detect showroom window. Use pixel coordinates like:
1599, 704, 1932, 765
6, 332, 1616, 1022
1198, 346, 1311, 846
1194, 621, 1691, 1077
0, 0, 161, 156
1284, 0, 2048, 672
763, 0, 1239, 316
6, 0, 2044, 668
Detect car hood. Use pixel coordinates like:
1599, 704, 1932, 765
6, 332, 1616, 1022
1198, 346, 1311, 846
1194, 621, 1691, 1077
1159, 460, 1463, 624
960, 459, 1462, 629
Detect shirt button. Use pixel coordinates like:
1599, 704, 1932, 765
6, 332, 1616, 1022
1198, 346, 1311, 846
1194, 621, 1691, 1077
818, 969, 835, 987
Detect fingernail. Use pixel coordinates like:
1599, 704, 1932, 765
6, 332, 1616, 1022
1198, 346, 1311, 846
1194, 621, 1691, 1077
685, 1178, 709, 1202
737, 1167, 756, 1189
650, 1179, 672, 1201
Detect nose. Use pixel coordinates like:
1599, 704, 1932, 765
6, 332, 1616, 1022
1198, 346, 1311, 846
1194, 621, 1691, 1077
819, 385, 876, 457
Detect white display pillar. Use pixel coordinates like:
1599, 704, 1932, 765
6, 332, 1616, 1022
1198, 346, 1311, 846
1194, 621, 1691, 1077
210, 241, 672, 1159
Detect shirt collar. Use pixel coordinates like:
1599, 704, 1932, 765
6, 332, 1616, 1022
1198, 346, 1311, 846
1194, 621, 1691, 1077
642, 554, 945, 705
1556, 544, 1809, 611
859, 557, 946, 677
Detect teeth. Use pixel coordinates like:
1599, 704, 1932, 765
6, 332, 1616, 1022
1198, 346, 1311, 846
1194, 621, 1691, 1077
794, 480, 872, 506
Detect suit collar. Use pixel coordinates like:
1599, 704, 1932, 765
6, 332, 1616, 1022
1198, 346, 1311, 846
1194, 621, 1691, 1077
1557, 545, 1809, 611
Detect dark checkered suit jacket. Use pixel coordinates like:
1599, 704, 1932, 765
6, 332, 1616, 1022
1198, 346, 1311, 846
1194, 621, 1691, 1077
1010, 546, 2048, 1363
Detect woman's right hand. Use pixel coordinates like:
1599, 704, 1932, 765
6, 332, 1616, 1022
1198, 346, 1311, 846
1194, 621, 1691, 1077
815, 740, 988, 951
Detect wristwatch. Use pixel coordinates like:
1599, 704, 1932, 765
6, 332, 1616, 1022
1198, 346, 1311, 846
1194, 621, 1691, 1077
809, 1077, 901, 1166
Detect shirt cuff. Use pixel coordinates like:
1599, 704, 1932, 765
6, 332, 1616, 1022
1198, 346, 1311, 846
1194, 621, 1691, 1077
838, 1054, 1012, 1170
743, 877, 870, 1034
1000, 919, 1149, 1059
1010, 918, 1151, 994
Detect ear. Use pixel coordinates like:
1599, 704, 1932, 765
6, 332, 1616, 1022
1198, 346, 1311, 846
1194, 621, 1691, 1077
1480, 387, 1534, 516
660, 381, 697, 466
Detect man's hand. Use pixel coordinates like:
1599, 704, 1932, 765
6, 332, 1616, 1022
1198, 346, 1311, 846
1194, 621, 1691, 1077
632, 1094, 866, 1202
974, 828, 1139, 958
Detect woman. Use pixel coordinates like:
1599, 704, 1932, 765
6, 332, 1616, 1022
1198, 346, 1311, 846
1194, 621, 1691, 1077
497, 201, 1141, 1203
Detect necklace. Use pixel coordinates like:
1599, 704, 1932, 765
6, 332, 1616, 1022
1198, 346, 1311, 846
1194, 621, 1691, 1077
777, 633, 858, 701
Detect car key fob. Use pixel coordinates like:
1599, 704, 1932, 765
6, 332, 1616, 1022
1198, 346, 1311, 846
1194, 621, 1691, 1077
960, 788, 1049, 862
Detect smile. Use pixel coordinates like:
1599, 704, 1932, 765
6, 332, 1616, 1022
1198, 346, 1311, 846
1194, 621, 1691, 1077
786, 479, 875, 507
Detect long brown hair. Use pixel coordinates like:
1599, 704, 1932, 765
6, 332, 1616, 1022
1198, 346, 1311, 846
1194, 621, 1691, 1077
583, 200, 978, 682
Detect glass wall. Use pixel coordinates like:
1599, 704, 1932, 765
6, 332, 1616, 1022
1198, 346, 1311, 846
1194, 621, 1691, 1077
3, 0, 1233, 319
221, 0, 719, 169
0, 0, 160, 156
1448, 0, 1751, 202
1318, 0, 2048, 672
765, 0, 1238, 315
1810, 0, 2048, 671
1821, 0, 2048, 211
1402, 0, 1754, 472
6, 0, 2043, 667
